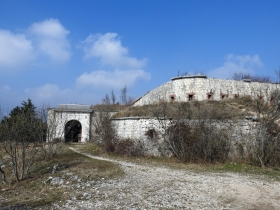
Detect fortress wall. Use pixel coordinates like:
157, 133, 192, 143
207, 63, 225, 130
134, 77, 279, 106
112, 117, 166, 156
112, 117, 258, 156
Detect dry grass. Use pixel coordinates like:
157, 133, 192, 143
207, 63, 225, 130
112, 98, 254, 120
0, 143, 123, 209
75, 143, 280, 182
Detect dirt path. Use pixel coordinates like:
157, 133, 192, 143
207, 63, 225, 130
53, 147, 280, 209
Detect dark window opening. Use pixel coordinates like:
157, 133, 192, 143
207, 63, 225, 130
186, 92, 195, 101
169, 94, 176, 102
220, 94, 228, 100
188, 94, 194, 101
207, 93, 214, 100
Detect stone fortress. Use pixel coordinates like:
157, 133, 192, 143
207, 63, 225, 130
48, 75, 280, 155
133, 75, 279, 106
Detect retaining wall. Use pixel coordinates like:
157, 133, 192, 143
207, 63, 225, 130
112, 117, 259, 156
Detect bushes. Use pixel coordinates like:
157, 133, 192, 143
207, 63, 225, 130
92, 104, 144, 157
0, 102, 63, 184
166, 121, 230, 163
244, 124, 280, 167
115, 139, 144, 157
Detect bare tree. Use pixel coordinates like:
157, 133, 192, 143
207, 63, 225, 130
177, 71, 189, 77
231, 71, 271, 83
193, 70, 205, 76
243, 90, 280, 167
232, 72, 253, 81
92, 102, 117, 152
120, 86, 127, 105
102, 94, 111, 105
275, 66, 280, 84
0, 106, 7, 184
152, 100, 232, 162
0, 101, 65, 182
111, 90, 116, 105
39, 104, 64, 158
1, 109, 40, 181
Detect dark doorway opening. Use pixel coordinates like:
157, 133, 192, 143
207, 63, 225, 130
65, 120, 82, 142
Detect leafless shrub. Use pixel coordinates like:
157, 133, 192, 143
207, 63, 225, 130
38, 105, 64, 159
0, 107, 7, 185
0, 110, 41, 181
0, 101, 64, 183
120, 85, 127, 105
115, 139, 144, 157
151, 100, 231, 163
111, 90, 116, 105
92, 100, 117, 153
231, 71, 271, 83
166, 120, 230, 163
0, 158, 7, 185
243, 90, 280, 167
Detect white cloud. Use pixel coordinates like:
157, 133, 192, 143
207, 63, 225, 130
208, 54, 263, 79
0, 83, 99, 111
25, 84, 64, 100
23, 84, 99, 107
0, 30, 35, 69
79, 33, 150, 89
0, 19, 71, 70
82, 33, 146, 68
29, 19, 71, 63
24, 84, 82, 106
76, 69, 151, 89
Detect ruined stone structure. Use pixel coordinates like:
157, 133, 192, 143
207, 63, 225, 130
133, 75, 279, 106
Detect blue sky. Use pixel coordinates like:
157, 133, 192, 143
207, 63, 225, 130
0, 0, 280, 112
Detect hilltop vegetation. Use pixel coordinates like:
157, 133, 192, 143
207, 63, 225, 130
112, 97, 257, 120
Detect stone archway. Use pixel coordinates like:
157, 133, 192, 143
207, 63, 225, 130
64, 120, 82, 142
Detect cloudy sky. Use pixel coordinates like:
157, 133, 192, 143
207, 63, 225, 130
0, 0, 280, 111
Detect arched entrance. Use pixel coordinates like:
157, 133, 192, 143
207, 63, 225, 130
64, 120, 82, 142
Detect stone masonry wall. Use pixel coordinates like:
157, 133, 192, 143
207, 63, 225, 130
133, 76, 279, 106
112, 117, 259, 157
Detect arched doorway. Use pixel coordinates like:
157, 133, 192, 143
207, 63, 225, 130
64, 120, 82, 142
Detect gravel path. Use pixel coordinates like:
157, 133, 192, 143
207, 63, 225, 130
52, 147, 280, 210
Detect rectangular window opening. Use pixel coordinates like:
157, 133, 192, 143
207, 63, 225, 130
188, 94, 193, 101
207, 94, 213, 100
